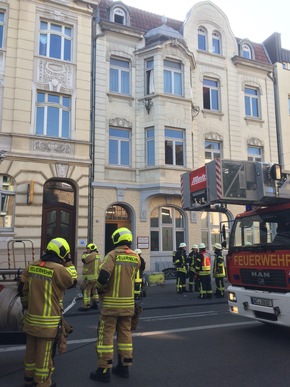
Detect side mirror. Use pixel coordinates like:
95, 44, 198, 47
221, 240, 227, 249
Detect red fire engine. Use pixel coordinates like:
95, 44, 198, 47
181, 159, 290, 326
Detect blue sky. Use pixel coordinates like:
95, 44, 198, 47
122, 0, 290, 48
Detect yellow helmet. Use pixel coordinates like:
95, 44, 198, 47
112, 227, 132, 245
86, 243, 97, 251
46, 237, 70, 260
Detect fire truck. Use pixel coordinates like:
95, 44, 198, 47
181, 159, 290, 326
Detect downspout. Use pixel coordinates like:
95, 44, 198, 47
88, 5, 98, 242
268, 68, 282, 166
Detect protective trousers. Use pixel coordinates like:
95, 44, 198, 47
199, 274, 213, 299
82, 280, 98, 309
24, 334, 54, 387
96, 315, 133, 369
215, 277, 225, 296
176, 269, 187, 293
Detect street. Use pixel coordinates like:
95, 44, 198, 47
1, 281, 290, 387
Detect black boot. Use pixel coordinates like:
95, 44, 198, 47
91, 302, 99, 310
90, 368, 111, 383
112, 364, 129, 379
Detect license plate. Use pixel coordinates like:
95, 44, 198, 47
251, 297, 273, 307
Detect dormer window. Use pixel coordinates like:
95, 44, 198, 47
241, 44, 252, 59
113, 7, 126, 25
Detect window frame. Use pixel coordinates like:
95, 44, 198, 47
163, 59, 183, 96
109, 57, 130, 95
247, 145, 263, 162
203, 78, 220, 111
145, 58, 154, 95
244, 86, 260, 118
204, 140, 222, 164
0, 11, 5, 50
109, 127, 131, 167
39, 20, 72, 62
150, 206, 185, 252
164, 128, 185, 166
212, 31, 221, 55
0, 175, 16, 231
36, 91, 71, 139
145, 127, 155, 166
198, 27, 207, 51
241, 44, 252, 59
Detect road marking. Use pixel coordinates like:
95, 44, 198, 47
0, 320, 258, 353
141, 311, 218, 321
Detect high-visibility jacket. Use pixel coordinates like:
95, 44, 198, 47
96, 245, 140, 316
174, 248, 187, 273
213, 253, 226, 278
195, 250, 211, 276
18, 254, 77, 338
188, 251, 198, 273
81, 251, 101, 281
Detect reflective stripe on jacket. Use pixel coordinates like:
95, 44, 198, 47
82, 252, 101, 281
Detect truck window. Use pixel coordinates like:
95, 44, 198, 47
230, 208, 290, 250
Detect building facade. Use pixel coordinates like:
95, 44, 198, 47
0, 0, 94, 269
92, 0, 278, 270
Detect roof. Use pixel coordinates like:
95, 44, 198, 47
98, 0, 271, 65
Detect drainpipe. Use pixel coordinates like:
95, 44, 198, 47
88, 5, 98, 242
268, 69, 282, 166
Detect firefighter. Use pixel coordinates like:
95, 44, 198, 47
195, 243, 213, 299
188, 244, 199, 292
90, 227, 141, 383
174, 242, 188, 294
18, 237, 77, 387
134, 249, 146, 299
213, 243, 226, 298
78, 243, 101, 311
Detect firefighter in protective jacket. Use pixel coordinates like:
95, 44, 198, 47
78, 243, 101, 311
174, 242, 188, 294
90, 227, 141, 383
213, 243, 226, 297
188, 244, 199, 292
18, 237, 77, 387
195, 243, 213, 299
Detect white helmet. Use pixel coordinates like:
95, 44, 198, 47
213, 243, 222, 250
179, 242, 186, 248
198, 243, 206, 249
134, 249, 142, 255
192, 244, 198, 249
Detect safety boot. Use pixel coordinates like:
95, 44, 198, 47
112, 364, 129, 378
90, 368, 111, 383
91, 302, 99, 310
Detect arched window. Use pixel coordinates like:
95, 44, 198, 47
201, 211, 227, 250
0, 175, 16, 230
198, 27, 207, 51
212, 31, 221, 54
150, 206, 185, 252
241, 44, 252, 59
113, 7, 126, 25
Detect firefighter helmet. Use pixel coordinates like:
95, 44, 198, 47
179, 242, 186, 248
112, 227, 132, 245
192, 244, 198, 249
135, 249, 142, 255
46, 238, 70, 260
87, 243, 97, 251
198, 243, 206, 249
213, 243, 222, 250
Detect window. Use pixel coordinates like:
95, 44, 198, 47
146, 59, 154, 95
110, 58, 130, 95
247, 146, 263, 162
36, 92, 71, 138
244, 87, 260, 117
198, 27, 207, 50
241, 44, 252, 59
164, 59, 183, 96
0, 175, 15, 230
212, 31, 221, 54
146, 127, 155, 166
165, 128, 184, 166
39, 21, 72, 61
201, 211, 227, 251
113, 7, 126, 24
203, 78, 220, 111
109, 128, 130, 166
150, 207, 185, 252
0, 11, 5, 49
205, 140, 222, 163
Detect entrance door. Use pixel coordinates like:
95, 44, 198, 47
105, 205, 131, 255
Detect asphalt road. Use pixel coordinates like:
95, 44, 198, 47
1, 280, 290, 387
